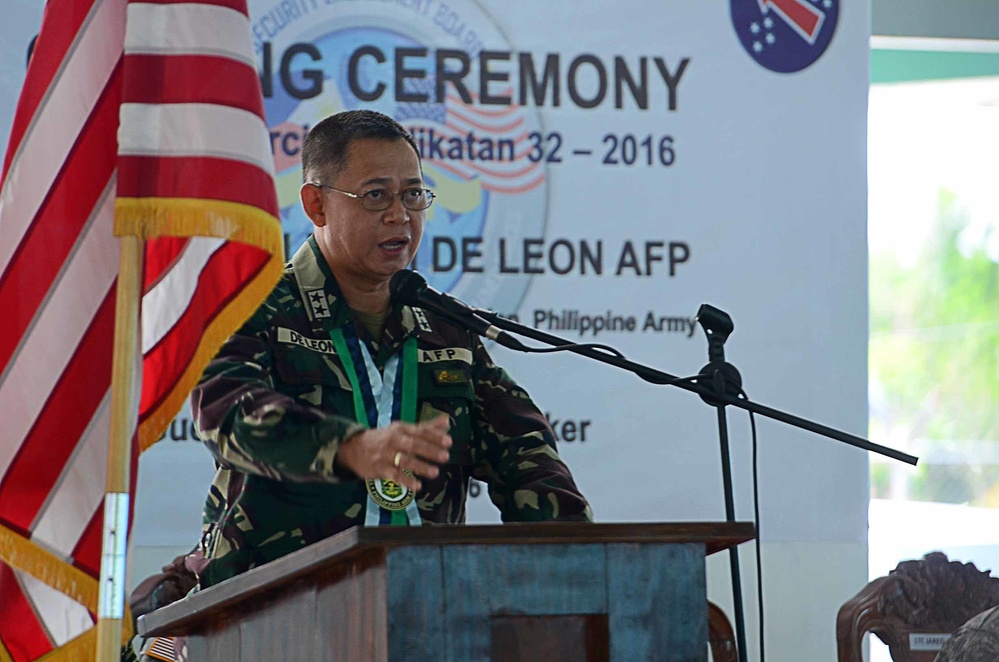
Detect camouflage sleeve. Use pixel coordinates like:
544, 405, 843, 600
468, 338, 593, 522
190, 301, 366, 483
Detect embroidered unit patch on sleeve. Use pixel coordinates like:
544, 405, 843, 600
433, 367, 470, 385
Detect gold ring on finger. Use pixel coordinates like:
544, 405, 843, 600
393, 451, 403, 468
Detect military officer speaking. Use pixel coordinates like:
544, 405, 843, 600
190, 109, 592, 588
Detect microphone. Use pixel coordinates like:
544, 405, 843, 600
389, 270, 527, 351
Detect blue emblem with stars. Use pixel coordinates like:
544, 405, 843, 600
730, 0, 838, 73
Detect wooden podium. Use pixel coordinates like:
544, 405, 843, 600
139, 522, 753, 662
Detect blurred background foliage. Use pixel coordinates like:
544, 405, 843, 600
870, 187, 998, 505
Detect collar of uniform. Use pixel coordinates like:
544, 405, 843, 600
378, 301, 423, 364
290, 236, 352, 333
291, 235, 423, 360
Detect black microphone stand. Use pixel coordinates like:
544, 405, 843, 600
694, 304, 749, 662
467, 304, 918, 662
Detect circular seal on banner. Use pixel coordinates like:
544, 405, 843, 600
729, 0, 838, 73
254, 0, 550, 316
365, 476, 415, 511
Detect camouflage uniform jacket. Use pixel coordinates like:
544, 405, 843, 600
191, 237, 592, 587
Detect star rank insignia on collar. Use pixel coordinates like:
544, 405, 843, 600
412, 307, 433, 333
305, 288, 331, 319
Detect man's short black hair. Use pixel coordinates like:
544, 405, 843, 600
301, 109, 420, 184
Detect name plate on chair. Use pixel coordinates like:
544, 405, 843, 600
910, 633, 950, 651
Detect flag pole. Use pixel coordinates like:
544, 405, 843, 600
95, 235, 143, 660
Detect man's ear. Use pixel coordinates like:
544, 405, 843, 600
300, 183, 327, 228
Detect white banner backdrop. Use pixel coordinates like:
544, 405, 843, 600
235, 0, 869, 540
1, 1, 871, 657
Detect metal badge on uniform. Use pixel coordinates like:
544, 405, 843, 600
365, 475, 415, 511
433, 367, 470, 386
304, 288, 331, 319
412, 307, 433, 333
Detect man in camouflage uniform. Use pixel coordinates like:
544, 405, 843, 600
936, 606, 999, 661
191, 109, 591, 588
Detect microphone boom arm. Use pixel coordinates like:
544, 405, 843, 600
473, 307, 917, 466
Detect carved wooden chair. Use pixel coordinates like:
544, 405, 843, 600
836, 551, 999, 661
708, 601, 737, 662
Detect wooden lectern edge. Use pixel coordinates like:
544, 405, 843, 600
138, 520, 754, 638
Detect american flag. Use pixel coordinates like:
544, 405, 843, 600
440, 89, 545, 194
397, 85, 546, 195
0, 0, 282, 659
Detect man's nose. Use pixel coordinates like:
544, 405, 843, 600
383, 194, 409, 223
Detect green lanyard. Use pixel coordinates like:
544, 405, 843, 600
329, 329, 418, 425
329, 326, 421, 526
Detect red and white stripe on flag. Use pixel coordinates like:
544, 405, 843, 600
0, 0, 282, 659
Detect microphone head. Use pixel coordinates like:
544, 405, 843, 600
389, 269, 428, 306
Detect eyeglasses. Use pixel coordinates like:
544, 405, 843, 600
307, 182, 435, 211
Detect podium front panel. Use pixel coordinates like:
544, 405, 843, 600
607, 542, 706, 660
386, 541, 706, 661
